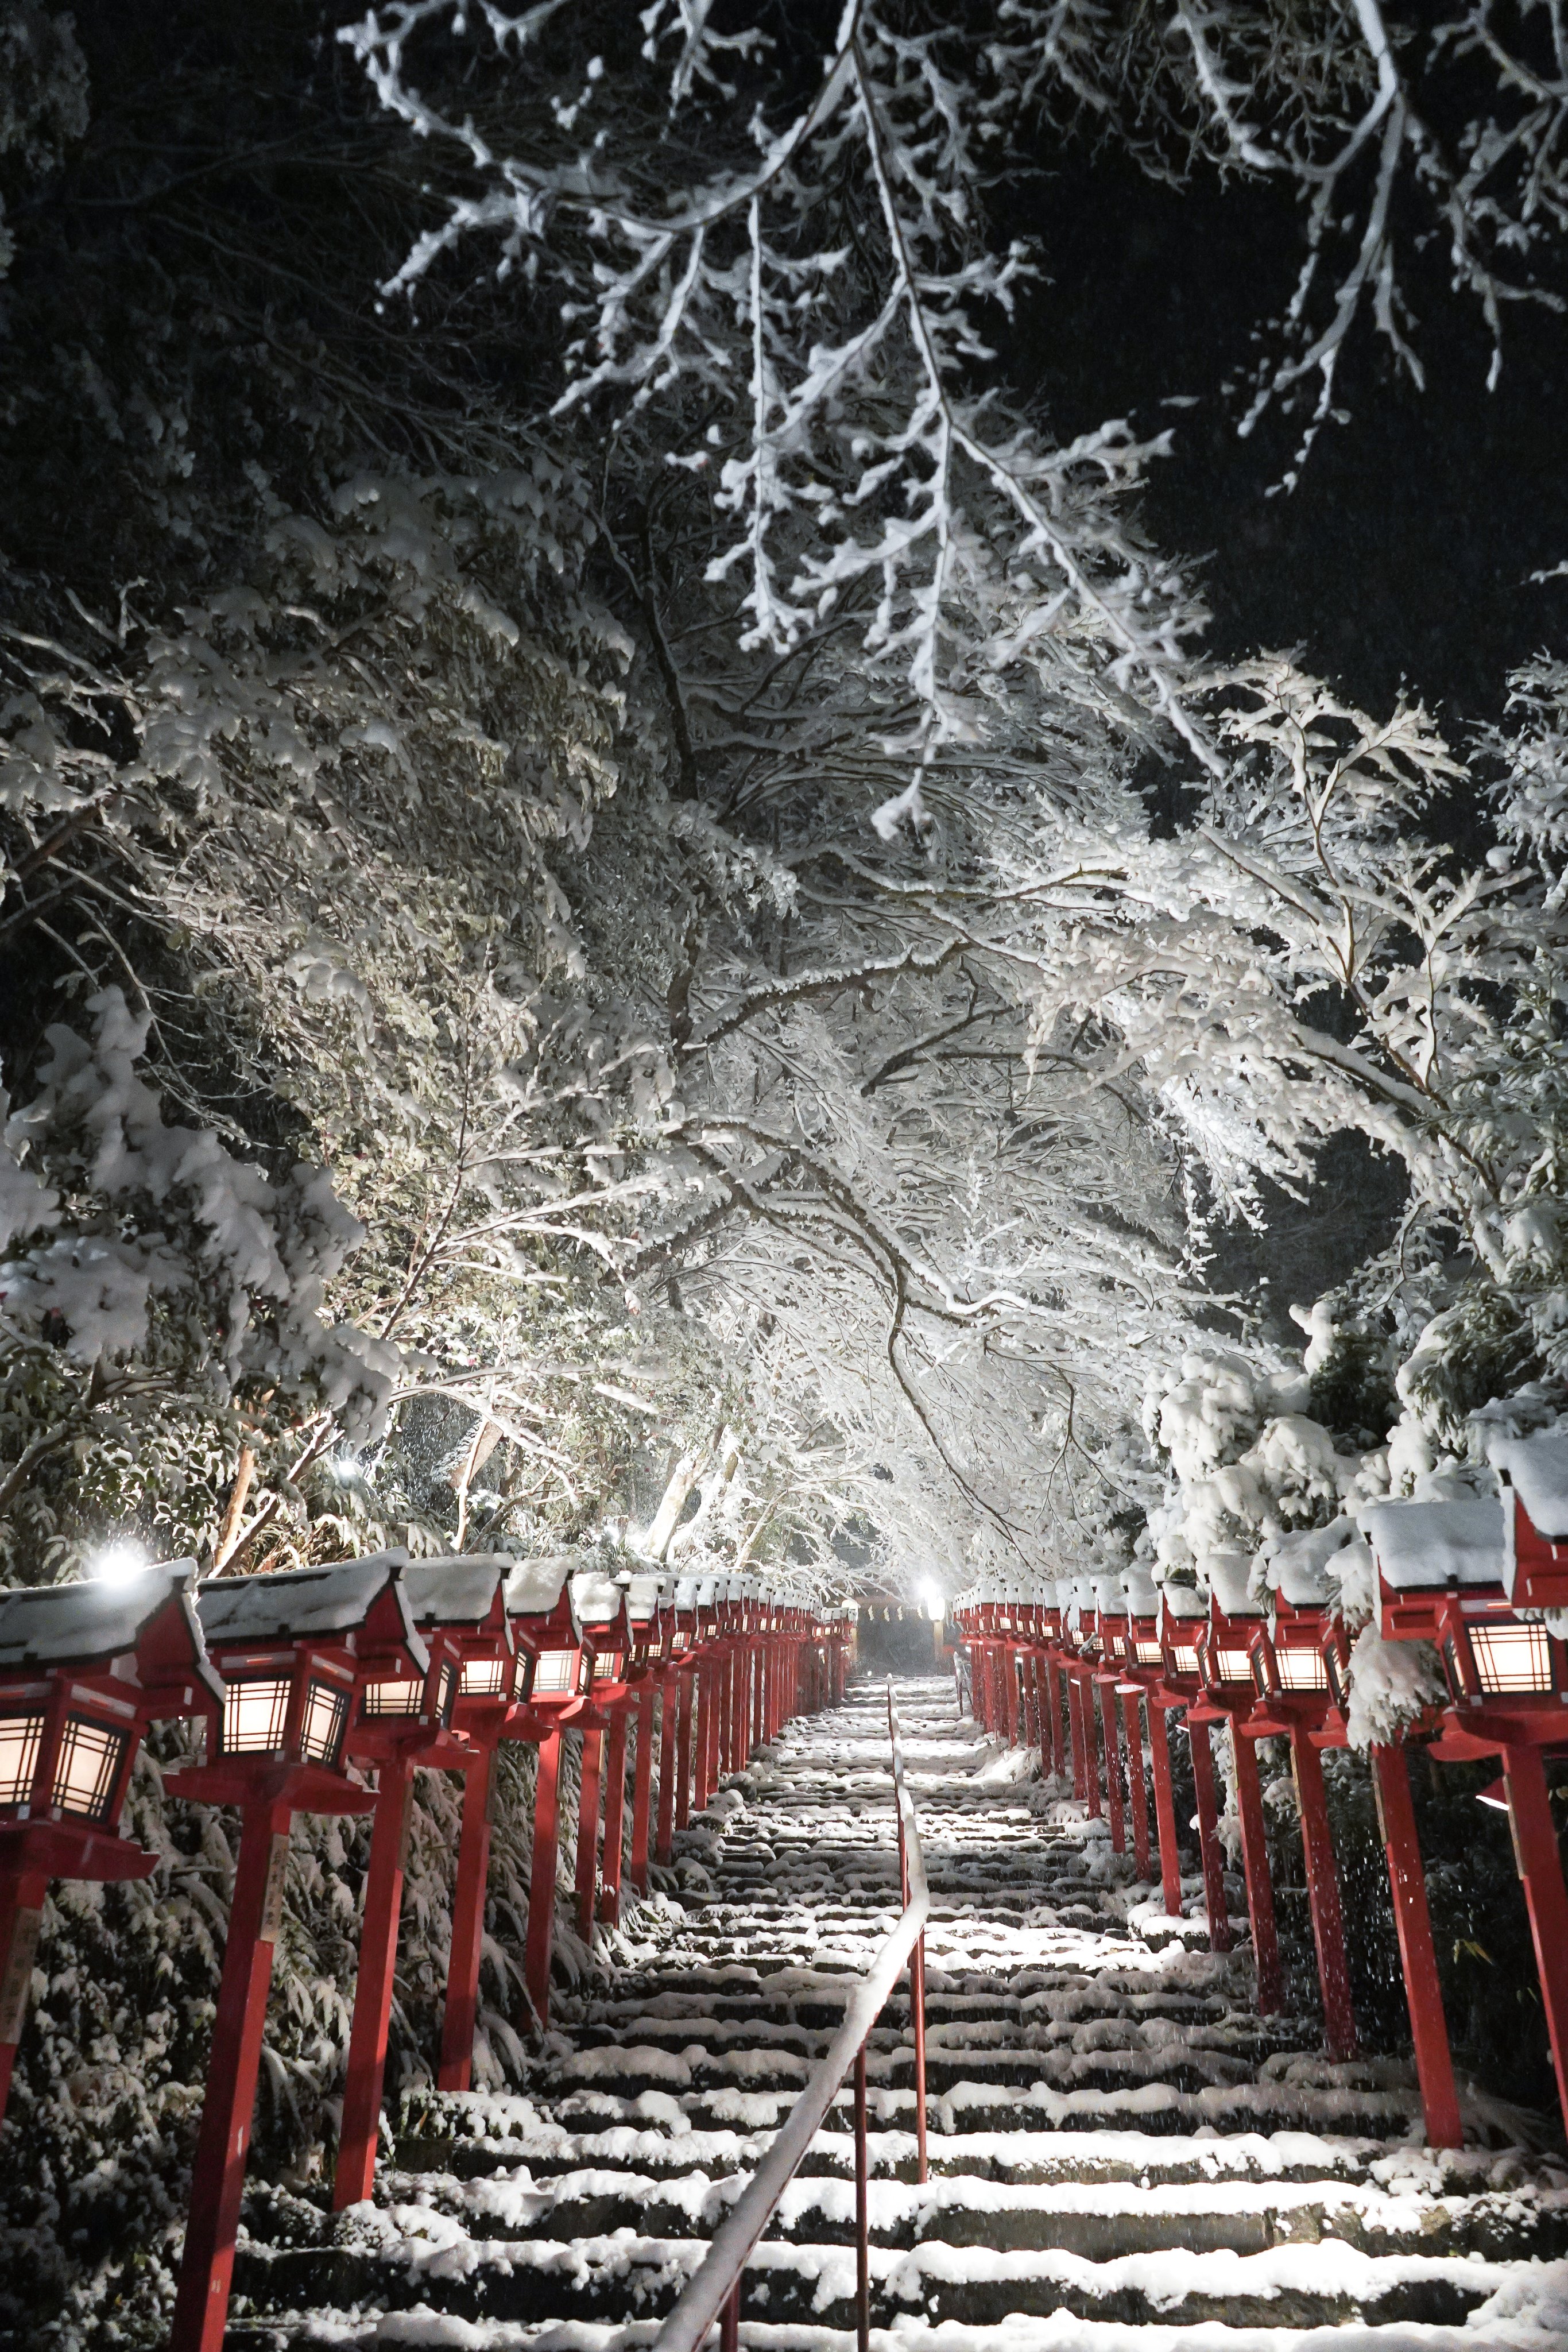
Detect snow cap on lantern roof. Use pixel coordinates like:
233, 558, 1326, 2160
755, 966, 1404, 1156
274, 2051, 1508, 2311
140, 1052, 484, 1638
1257, 1521, 1355, 1611
694, 1575, 719, 1607
198, 1552, 426, 1664
625, 1572, 666, 1621
1358, 1492, 1505, 1589
1123, 1566, 1160, 1618
1092, 1573, 1125, 1616
0, 1557, 209, 1675
1160, 1582, 1209, 1623
402, 1554, 513, 1630
503, 1554, 572, 1619
1487, 1422, 1568, 1542
1205, 1548, 1264, 1619
673, 1576, 700, 1610
570, 1570, 626, 1632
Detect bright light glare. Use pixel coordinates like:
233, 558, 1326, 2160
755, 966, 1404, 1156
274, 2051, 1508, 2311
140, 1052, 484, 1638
921, 1581, 945, 1621
90, 1539, 146, 1586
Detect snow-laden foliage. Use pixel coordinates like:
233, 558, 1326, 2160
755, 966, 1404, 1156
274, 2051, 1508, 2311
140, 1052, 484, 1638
0, 990, 395, 1576
345, 1, 1216, 790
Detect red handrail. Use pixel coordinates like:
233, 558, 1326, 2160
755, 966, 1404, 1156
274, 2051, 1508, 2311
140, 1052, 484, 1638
651, 1678, 930, 2352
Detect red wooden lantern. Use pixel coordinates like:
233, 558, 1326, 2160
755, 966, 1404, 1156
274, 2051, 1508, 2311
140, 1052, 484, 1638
334, 1554, 514, 2210
1106, 1569, 1177, 1909
1152, 1585, 1233, 1956
168, 1552, 424, 2352
567, 1570, 636, 1933
427, 1553, 577, 2082
624, 1572, 671, 1895
1366, 1486, 1568, 2137
498, 1555, 593, 2029
0, 1559, 219, 2121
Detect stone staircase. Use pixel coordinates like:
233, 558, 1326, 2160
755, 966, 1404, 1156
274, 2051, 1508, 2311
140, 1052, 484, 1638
226, 1678, 1568, 2349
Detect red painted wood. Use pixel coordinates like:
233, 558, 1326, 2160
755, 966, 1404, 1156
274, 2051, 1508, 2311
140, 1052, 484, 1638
335, 1757, 414, 2208
598, 1709, 629, 1925
629, 1686, 656, 1891
693, 1665, 714, 1813
731, 1643, 748, 1765
1147, 1701, 1184, 1918
1004, 1647, 1021, 1745
1122, 1688, 1151, 1882
1291, 1724, 1357, 2059
1230, 1727, 1282, 2014
655, 1677, 681, 1860
0, 1865, 49, 2125
707, 1654, 725, 1795
1370, 1743, 1462, 2148
1044, 1658, 1063, 1780
1503, 1743, 1568, 2130
524, 1730, 562, 2029
724, 1647, 737, 1770
1066, 1668, 1087, 1800
1098, 1681, 1125, 1852
438, 1741, 495, 2092
169, 1798, 293, 2352
1187, 1717, 1234, 1954
674, 1669, 695, 1832
575, 1726, 605, 1940
1080, 1673, 1103, 1820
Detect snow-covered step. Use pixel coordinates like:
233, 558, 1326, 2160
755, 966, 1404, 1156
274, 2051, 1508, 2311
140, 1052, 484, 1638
231, 2288, 1568, 2350
349, 2161, 1568, 2262
229, 2219, 1524, 2330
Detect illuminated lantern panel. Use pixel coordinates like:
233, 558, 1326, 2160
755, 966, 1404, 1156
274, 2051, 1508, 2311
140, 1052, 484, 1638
460, 1658, 509, 1697
532, 1649, 583, 1696
1277, 1649, 1330, 1692
52, 1715, 129, 1821
593, 1650, 624, 1684
222, 1676, 292, 1755
0, 1711, 45, 1806
1130, 1639, 1163, 1668
671, 1633, 690, 1651
362, 1680, 423, 1718
1471, 1622, 1554, 1695
300, 1679, 351, 1764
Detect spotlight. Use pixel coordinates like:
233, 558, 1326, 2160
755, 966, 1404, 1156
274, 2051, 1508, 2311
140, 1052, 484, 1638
90, 1538, 147, 1586
921, 1580, 945, 1622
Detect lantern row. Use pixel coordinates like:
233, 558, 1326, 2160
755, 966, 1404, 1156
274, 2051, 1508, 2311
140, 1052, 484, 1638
0, 1551, 854, 2352
950, 1428, 1568, 2161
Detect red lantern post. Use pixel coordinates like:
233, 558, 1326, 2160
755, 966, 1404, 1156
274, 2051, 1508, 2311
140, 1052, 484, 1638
0, 1561, 219, 2122
168, 1553, 421, 2352
334, 1554, 518, 2207
1370, 1467, 1568, 2136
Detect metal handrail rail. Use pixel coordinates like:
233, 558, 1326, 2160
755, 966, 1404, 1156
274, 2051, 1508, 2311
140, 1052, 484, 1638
652, 1677, 929, 2352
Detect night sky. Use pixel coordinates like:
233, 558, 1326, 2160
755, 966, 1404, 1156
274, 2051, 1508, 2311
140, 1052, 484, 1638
1002, 142, 1568, 751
